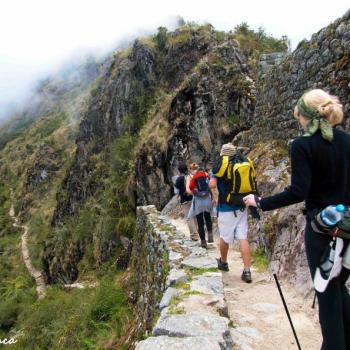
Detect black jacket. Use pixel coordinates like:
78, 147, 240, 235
260, 128, 350, 212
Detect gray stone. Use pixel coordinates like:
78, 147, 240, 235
181, 256, 218, 269
169, 251, 183, 262
135, 335, 221, 350
159, 287, 179, 310
250, 302, 281, 313
166, 269, 188, 286
189, 246, 208, 257
153, 313, 232, 349
190, 272, 224, 295
232, 327, 263, 341
230, 328, 254, 350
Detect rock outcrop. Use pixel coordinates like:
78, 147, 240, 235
234, 10, 350, 294
237, 9, 350, 146
136, 39, 255, 209
52, 40, 157, 224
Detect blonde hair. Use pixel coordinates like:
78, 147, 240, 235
189, 162, 199, 171
294, 89, 343, 126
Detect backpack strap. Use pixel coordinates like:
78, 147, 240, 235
214, 156, 229, 178
247, 157, 256, 178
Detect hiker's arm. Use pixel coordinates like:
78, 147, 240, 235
246, 140, 311, 211
209, 178, 217, 189
209, 178, 218, 205
187, 176, 194, 195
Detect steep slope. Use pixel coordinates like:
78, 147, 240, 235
135, 37, 255, 209
44, 24, 255, 284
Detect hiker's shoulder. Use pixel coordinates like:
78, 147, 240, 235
334, 128, 350, 142
175, 175, 184, 186
290, 135, 312, 152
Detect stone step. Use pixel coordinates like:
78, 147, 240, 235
135, 335, 222, 350
153, 312, 232, 349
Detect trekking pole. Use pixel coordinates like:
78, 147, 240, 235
273, 274, 302, 350
253, 209, 302, 350
311, 292, 317, 309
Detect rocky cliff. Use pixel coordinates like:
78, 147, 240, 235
233, 10, 350, 293
135, 36, 255, 209
237, 9, 350, 146
42, 24, 256, 284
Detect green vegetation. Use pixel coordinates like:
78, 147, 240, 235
154, 27, 168, 51
173, 280, 191, 290
251, 248, 269, 272
228, 113, 240, 125
184, 267, 218, 276
232, 23, 289, 59
230, 22, 289, 76
12, 272, 133, 350
166, 22, 213, 48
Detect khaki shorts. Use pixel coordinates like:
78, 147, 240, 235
218, 209, 248, 243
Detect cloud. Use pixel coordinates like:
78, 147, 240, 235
0, 0, 348, 120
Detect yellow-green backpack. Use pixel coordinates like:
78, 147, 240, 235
212, 154, 257, 206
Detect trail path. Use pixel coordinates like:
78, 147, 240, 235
9, 194, 46, 299
169, 217, 322, 350
8, 189, 97, 294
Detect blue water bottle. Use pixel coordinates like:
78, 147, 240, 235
320, 204, 345, 227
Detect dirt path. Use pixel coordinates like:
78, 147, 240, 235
169, 217, 322, 350
9, 197, 46, 299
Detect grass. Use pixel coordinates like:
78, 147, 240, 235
184, 267, 218, 276
251, 248, 269, 272
11, 272, 134, 350
228, 113, 240, 125
173, 280, 190, 290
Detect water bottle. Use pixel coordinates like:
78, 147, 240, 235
320, 204, 345, 227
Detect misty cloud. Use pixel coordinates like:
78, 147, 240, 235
0, 0, 348, 122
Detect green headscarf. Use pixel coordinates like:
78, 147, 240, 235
297, 97, 333, 142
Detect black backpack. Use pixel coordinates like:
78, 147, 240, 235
194, 175, 210, 197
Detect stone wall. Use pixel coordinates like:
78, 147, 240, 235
237, 9, 350, 146
129, 206, 171, 339
132, 206, 233, 349
259, 52, 287, 75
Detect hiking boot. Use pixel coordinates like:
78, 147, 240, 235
201, 240, 207, 249
241, 270, 252, 283
191, 235, 199, 241
217, 258, 229, 272
207, 230, 214, 243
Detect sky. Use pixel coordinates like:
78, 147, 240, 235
0, 0, 349, 120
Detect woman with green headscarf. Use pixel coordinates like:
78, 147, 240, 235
243, 89, 350, 350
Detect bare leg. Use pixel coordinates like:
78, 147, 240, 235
182, 202, 198, 240
239, 239, 251, 269
220, 238, 229, 263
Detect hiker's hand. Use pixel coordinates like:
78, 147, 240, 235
243, 194, 256, 207
212, 199, 217, 207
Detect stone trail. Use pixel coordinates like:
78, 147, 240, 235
135, 207, 322, 349
135, 206, 234, 350
8, 192, 46, 299
170, 216, 322, 350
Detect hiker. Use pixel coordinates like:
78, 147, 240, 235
174, 163, 199, 241
243, 89, 350, 350
187, 163, 213, 249
209, 143, 256, 283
